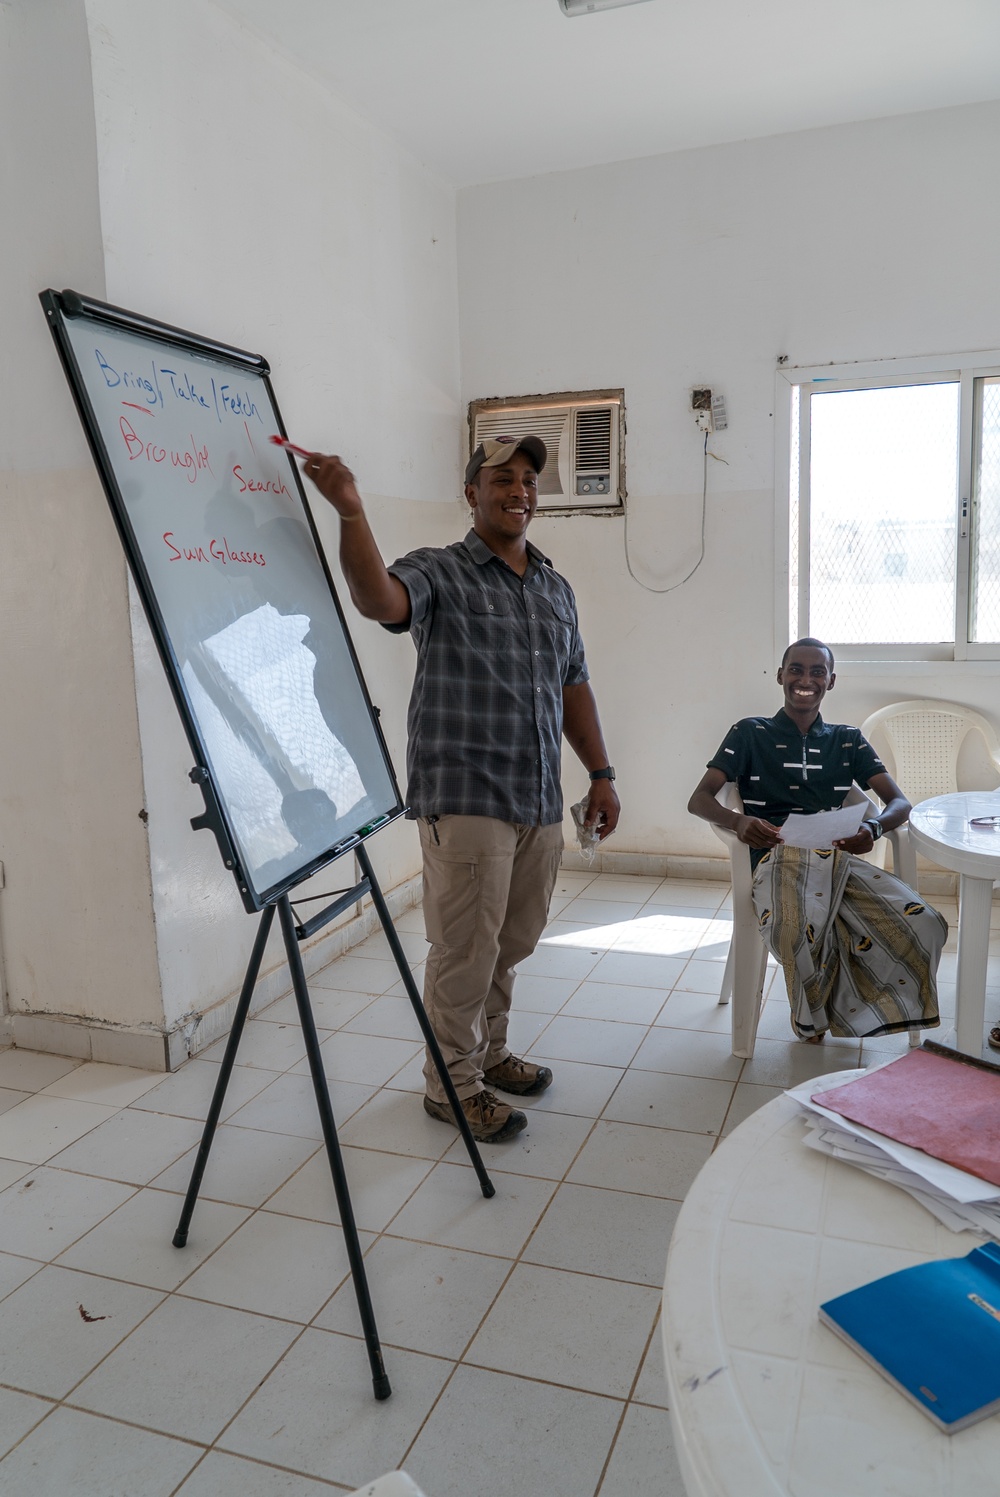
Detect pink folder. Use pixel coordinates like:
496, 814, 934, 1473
812, 1047, 1000, 1188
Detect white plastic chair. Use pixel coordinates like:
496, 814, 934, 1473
861, 699, 1000, 807
713, 782, 915, 1058
862, 700, 1000, 886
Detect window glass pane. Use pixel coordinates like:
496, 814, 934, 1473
808, 383, 959, 644
971, 378, 1000, 642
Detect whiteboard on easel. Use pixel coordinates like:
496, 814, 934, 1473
42, 290, 403, 911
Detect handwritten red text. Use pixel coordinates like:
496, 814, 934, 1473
120, 418, 213, 484
163, 533, 266, 567
232, 465, 290, 499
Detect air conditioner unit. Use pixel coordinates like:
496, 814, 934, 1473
468, 390, 625, 512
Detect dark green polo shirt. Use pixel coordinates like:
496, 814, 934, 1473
708, 709, 886, 865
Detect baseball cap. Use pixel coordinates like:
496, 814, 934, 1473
465, 435, 547, 486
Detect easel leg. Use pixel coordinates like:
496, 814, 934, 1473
173, 903, 275, 1248
355, 844, 496, 1200
277, 895, 391, 1401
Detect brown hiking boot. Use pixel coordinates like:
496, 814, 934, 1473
423, 1090, 527, 1142
484, 1054, 553, 1096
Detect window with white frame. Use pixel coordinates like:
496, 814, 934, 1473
781, 352, 1000, 660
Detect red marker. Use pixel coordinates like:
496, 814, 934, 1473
269, 435, 313, 460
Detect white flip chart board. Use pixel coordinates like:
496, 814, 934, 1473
42, 290, 403, 911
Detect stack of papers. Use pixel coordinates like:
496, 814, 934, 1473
787, 1066, 1000, 1239
815, 1046, 1000, 1184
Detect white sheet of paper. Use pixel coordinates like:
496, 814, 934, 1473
786, 1072, 1000, 1202
778, 802, 866, 849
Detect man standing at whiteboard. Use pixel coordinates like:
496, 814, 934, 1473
305, 437, 619, 1143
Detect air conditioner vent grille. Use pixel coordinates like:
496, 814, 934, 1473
575, 406, 612, 471
473, 408, 569, 496
469, 389, 624, 510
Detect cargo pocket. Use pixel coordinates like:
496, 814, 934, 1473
420, 823, 482, 950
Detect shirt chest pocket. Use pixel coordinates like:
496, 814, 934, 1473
467, 593, 514, 651
529, 596, 576, 661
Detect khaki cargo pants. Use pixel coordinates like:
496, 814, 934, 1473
418, 815, 564, 1103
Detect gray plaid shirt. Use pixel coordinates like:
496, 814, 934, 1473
384, 530, 589, 824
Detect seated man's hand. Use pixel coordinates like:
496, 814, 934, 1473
833, 825, 875, 855
734, 815, 783, 849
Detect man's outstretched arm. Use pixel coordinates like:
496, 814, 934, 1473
304, 453, 410, 625
562, 682, 620, 839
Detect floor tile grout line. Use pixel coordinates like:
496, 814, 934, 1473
0, 1396, 76, 1479
0, 1394, 210, 1477
0, 1251, 47, 1306
0, 1399, 60, 1474
489, 1093, 612, 1278
393, 1251, 523, 1469
398, 1357, 630, 1484
295, 1149, 462, 1333
142, 1133, 329, 1201
0, 1170, 148, 1271
48, 1179, 258, 1299
626, 1304, 667, 1404
459, 1354, 641, 1403
165, 1440, 352, 1497
184, 1315, 328, 1480
512, 1250, 677, 1292
711, 1054, 748, 1147
591, 1395, 633, 1496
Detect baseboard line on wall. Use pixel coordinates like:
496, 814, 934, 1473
560, 849, 731, 882
1, 871, 424, 1073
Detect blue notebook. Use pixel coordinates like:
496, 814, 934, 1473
820, 1242, 1000, 1433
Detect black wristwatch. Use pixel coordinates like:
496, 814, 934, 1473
863, 818, 884, 842
589, 766, 616, 781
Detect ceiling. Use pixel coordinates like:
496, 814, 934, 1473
220, 0, 1000, 187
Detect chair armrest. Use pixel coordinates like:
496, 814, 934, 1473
851, 783, 917, 883
713, 784, 756, 898
844, 785, 878, 820
710, 781, 742, 844
885, 823, 918, 890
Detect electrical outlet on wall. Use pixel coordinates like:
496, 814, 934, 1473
691, 388, 713, 432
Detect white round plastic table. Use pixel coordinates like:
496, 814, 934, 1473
908, 791, 1000, 1056
662, 1088, 992, 1497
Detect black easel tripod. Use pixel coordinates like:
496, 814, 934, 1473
171, 841, 495, 1401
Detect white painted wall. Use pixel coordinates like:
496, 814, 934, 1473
80, 0, 461, 1034
0, 0, 162, 1029
458, 102, 1000, 859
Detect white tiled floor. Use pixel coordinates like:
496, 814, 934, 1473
0, 873, 970, 1496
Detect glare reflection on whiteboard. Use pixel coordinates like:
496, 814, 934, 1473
183, 603, 368, 883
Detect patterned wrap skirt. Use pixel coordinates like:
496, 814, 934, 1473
751, 846, 947, 1039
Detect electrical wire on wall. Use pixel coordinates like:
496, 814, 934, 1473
623, 430, 728, 593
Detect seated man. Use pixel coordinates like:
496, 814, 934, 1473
688, 638, 946, 1041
